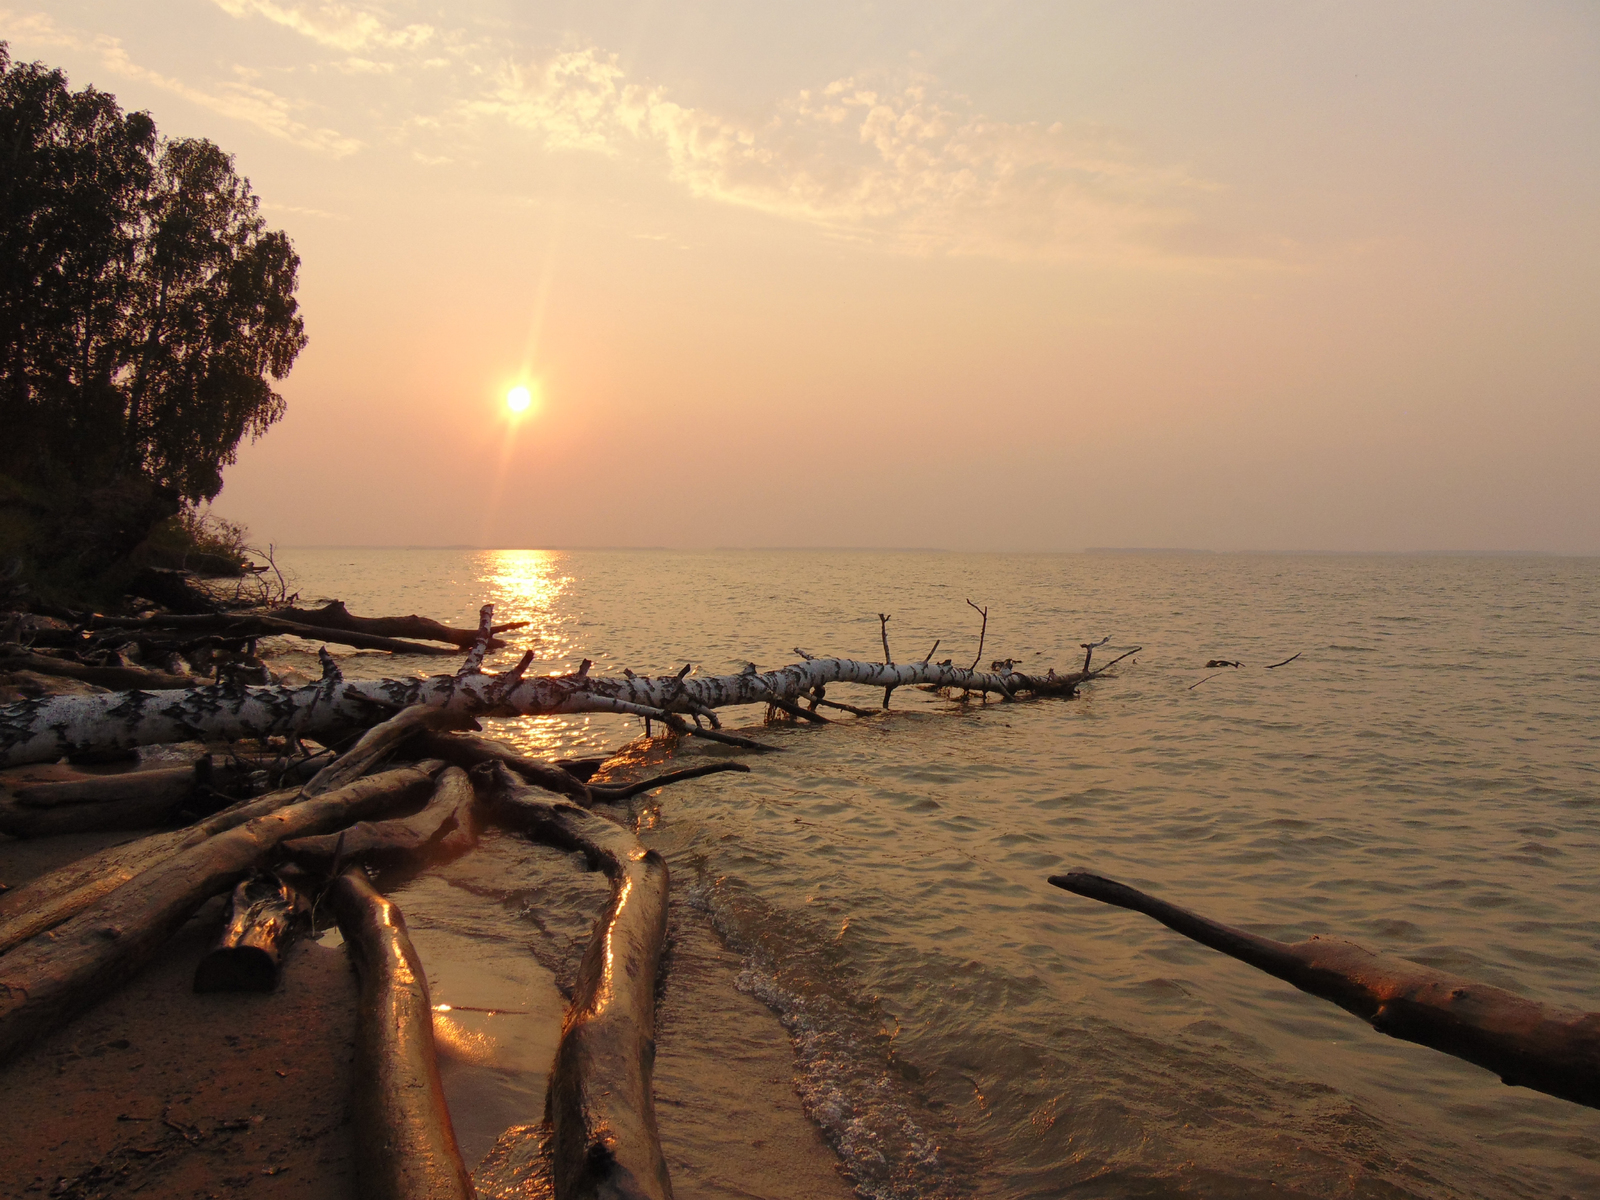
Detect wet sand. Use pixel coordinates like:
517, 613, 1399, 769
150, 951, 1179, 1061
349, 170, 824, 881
0, 829, 357, 1199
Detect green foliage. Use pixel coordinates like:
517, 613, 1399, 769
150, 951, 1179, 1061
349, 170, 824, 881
138, 506, 253, 577
0, 43, 306, 506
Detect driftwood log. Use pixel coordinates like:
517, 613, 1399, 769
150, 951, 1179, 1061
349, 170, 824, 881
330, 868, 475, 1200
2, 651, 1115, 768
1050, 870, 1600, 1110
285, 766, 479, 872
0, 762, 442, 1063
193, 873, 305, 993
302, 704, 478, 797
274, 599, 527, 650
0, 765, 197, 836
0, 782, 330, 955
487, 762, 673, 1200
61, 611, 465, 657
0, 648, 197, 690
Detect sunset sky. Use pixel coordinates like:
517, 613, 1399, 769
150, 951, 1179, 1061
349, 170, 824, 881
6, 2, 1597, 551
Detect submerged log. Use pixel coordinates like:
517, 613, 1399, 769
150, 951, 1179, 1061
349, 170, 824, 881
0, 762, 442, 1062
487, 763, 673, 1200
3, 652, 1105, 768
1049, 870, 1600, 1110
285, 766, 479, 872
330, 868, 475, 1200
193, 873, 305, 993
587, 760, 750, 803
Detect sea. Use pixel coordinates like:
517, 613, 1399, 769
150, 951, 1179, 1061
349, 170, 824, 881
269, 548, 1599, 1200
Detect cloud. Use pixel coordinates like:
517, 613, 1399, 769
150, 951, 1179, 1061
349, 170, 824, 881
468, 49, 1219, 263
2, 10, 361, 155
210, 0, 432, 53
96, 41, 363, 156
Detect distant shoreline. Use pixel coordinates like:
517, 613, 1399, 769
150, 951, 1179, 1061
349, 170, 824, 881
270, 545, 1580, 557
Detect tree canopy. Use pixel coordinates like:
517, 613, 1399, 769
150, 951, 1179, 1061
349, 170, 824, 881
0, 43, 306, 506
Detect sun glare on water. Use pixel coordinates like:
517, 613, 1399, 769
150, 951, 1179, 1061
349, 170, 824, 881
506, 385, 532, 413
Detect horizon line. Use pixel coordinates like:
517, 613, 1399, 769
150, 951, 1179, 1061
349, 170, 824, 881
268, 544, 1586, 557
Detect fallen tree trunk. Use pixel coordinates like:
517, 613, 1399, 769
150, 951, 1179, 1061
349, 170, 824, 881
0, 765, 197, 836
303, 704, 478, 797
487, 763, 673, 1200
285, 766, 479, 872
0, 762, 442, 1061
70, 612, 462, 657
0, 648, 196, 690
193, 873, 305, 993
0, 782, 329, 955
329, 868, 475, 1200
3, 653, 1104, 768
1049, 870, 1600, 1110
274, 599, 527, 650
414, 730, 594, 804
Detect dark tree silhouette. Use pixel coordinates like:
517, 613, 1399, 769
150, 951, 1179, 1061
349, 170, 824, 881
0, 44, 306, 507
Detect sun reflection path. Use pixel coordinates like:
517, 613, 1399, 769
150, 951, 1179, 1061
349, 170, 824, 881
476, 550, 592, 758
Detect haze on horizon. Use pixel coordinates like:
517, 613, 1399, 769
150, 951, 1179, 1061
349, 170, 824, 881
7, 2, 1597, 554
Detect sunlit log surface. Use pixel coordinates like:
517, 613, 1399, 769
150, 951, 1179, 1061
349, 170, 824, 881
300, 703, 477, 797
1050, 870, 1600, 1110
0, 763, 441, 1063
285, 765, 479, 872
487, 763, 673, 1200
1, 655, 1103, 768
0, 781, 324, 955
192, 873, 304, 993
330, 868, 476, 1200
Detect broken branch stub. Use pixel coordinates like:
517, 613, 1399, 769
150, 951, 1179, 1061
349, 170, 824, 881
193, 873, 305, 994
1049, 870, 1600, 1110
329, 868, 475, 1200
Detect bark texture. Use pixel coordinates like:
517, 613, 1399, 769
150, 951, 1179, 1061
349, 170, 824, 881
0, 763, 441, 1063
1050, 870, 1600, 1109
488, 764, 673, 1200
0, 765, 197, 836
0, 648, 197, 690
330, 868, 475, 1200
0, 784, 318, 955
285, 766, 479, 872
275, 600, 526, 650
3, 656, 1097, 768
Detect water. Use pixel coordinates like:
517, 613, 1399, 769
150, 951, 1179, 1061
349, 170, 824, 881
272, 549, 1600, 1199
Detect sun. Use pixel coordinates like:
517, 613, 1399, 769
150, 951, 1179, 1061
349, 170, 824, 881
506, 385, 532, 413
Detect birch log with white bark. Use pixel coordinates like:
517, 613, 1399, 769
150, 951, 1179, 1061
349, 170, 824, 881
1, 657, 1102, 768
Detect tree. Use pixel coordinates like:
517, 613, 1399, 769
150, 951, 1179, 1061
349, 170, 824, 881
0, 43, 306, 509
